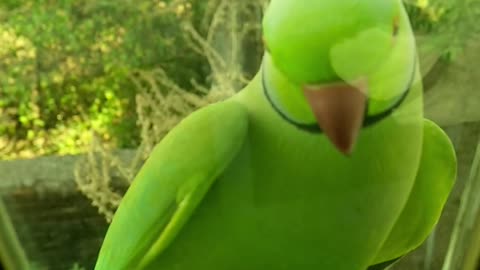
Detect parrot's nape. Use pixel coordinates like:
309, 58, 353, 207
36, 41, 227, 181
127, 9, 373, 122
94, 1, 456, 269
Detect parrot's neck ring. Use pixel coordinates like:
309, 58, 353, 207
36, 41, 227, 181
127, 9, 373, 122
262, 58, 416, 134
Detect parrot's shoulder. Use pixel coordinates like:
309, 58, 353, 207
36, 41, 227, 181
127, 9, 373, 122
94, 100, 250, 270
151, 99, 250, 159
422, 119, 457, 173
169, 99, 248, 139
371, 118, 456, 265
188, 98, 249, 125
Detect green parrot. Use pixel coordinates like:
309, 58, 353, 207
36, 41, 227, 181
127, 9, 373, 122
94, 0, 456, 269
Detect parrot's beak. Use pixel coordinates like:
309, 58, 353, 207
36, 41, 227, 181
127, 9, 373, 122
303, 80, 367, 155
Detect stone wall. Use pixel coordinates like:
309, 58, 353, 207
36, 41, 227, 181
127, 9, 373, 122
0, 151, 135, 270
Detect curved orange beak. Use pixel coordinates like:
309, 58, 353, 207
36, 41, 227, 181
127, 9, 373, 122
303, 81, 367, 155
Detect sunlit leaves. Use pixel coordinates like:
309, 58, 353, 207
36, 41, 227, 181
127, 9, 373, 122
0, 0, 206, 159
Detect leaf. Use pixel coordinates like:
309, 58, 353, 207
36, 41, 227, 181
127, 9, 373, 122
423, 39, 480, 126
415, 33, 451, 78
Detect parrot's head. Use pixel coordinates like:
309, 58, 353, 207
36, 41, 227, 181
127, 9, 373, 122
262, 0, 416, 154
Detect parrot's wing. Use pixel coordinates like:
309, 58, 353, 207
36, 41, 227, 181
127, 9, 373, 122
94, 100, 249, 270
371, 118, 457, 264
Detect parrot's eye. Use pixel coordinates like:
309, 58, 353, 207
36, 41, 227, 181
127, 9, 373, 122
393, 16, 400, 36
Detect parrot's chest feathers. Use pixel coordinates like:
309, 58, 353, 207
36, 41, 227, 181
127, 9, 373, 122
199, 67, 425, 269
225, 76, 424, 215
202, 112, 423, 269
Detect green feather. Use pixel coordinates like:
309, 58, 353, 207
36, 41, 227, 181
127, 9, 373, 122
94, 101, 248, 270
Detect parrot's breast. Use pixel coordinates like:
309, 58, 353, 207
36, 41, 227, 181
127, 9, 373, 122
145, 73, 424, 270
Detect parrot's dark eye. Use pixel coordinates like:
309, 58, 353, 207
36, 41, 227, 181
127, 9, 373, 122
393, 16, 400, 36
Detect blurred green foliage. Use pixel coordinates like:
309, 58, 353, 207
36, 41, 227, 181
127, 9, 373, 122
405, 0, 480, 60
0, 0, 478, 159
0, 0, 209, 158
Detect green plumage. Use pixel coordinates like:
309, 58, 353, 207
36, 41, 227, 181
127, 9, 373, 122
94, 1, 456, 269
